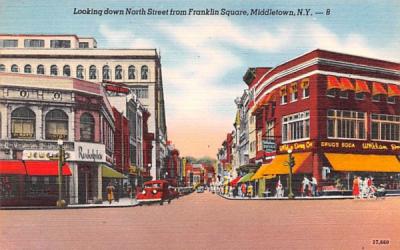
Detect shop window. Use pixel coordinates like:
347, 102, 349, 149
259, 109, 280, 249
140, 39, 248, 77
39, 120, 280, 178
89, 65, 97, 79
102, 65, 110, 80
45, 109, 68, 140
355, 92, 365, 100
0, 64, 5, 72
282, 111, 310, 143
50, 65, 58, 76
290, 83, 298, 102
11, 107, 36, 139
0, 176, 18, 199
280, 86, 288, 105
63, 65, 70, 77
327, 109, 366, 140
76, 65, 84, 79
128, 65, 136, 80
141, 65, 148, 80
371, 113, 400, 142
11, 64, 19, 73
37, 65, 44, 74
80, 112, 95, 142
24, 64, 32, 74
115, 65, 122, 80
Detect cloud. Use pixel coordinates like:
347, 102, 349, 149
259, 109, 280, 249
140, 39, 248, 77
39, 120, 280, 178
99, 24, 156, 48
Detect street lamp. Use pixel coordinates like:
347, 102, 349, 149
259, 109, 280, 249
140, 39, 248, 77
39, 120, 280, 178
287, 149, 295, 199
56, 139, 66, 208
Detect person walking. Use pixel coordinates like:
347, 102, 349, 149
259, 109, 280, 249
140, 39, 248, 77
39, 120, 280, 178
241, 183, 247, 198
106, 181, 115, 204
302, 176, 310, 197
352, 176, 359, 199
311, 176, 318, 197
247, 182, 253, 198
275, 177, 283, 198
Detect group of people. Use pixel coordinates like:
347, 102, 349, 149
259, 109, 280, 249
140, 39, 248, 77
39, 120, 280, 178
301, 176, 318, 197
352, 176, 382, 199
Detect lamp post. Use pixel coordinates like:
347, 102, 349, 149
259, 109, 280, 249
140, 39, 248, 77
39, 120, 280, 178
56, 139, 66, 208
287, 149, 295, 199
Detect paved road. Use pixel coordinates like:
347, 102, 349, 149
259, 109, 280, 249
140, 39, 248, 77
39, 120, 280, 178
1, 192, 399, 250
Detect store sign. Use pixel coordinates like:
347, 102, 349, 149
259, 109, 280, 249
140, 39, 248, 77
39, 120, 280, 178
23, 150, 72, 160
75, 142, 105, 162
279, 141, 314, 152
320, 141, 400, 152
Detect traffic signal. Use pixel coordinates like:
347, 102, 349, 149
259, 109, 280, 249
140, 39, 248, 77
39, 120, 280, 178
289, 156, 295, 168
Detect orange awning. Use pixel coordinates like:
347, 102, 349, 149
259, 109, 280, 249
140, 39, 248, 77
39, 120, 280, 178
327, 76, 341, 90
340, 77, 354, 91
372, 82, 387, 96
251, 152, 312, 180
25, 161, 72, 176
387, 84, 400, 97
355, 80, 370, 93
0, 160, 27, 175
325, 153, 400, 172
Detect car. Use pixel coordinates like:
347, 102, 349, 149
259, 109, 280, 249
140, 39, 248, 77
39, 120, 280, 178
196, 186, 204, 193
136, 180, 172, 205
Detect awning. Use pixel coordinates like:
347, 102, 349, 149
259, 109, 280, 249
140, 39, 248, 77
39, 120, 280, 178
339, 77, 354, 91
388, 84, 400, 97
238, 172, 254, 183
325, 153, 400, 172
25, 161, 72, 176
101, 165, 126, 179
355, 80, 370, 93
327, 76, 341, 90
372, 82, 387, 95
252, 152, 312, 178
0, 160, 27, 175
229, 176, 242, 186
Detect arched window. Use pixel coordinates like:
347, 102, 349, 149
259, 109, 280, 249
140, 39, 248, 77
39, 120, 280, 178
80, 113, 95, 142
115, 65, 122, 80
11, 107, 35, 139
89, 65, 97, 79
76, 65, 84, 79
128, 65, 135, 80
37, 65, 44, 74
102, 65, 110, 80
141, 65, 148, 80
50, 65, 58, 76
45, 109, 68, 140
0, 64, 5, 72
11, 64, 19, 73
63, 65, 70, 77
24, 64, 32, 74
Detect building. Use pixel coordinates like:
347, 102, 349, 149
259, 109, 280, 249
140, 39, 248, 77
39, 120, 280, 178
0, 73, 117, 205
0, 34, 168, 180
164, 141, 180, 186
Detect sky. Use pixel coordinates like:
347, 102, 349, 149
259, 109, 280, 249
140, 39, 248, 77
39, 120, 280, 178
1, 0, 399, 158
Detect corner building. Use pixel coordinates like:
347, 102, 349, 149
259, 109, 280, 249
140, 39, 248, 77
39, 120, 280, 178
250, 50, 400, 192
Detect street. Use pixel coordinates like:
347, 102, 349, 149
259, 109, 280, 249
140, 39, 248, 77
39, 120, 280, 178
1, 192, 399, 250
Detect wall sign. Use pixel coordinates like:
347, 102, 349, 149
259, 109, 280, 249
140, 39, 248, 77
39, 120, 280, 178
279, 141, 314, 152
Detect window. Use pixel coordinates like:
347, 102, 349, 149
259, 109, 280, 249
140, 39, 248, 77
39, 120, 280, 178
327, 88, 339, 97
63, 65, 70, 77
280, 86, 288, 104
257, 130, 262, 152
24, 39, 44, 48
301, 79, 310, 99
372, 94, 381, 102
45, 110, 68, 140
79, 42, 89, 48
371, 114, 400, 142
339, 91, 349, 99
11, 107, 35, 139
355, 92, 365, 100
37, 65, 44, 74
141, 65, 148, 80
132, 86, 148, 98
50, 40, 71, 48
89, 65, 96, 79
0, 64, 5, 72
50, 65, 58, 76
76, 65, 84, 79
282, 111, 310, 143
102, 65, 110, 80
0, 39, 18, 48
290, 83, 298, 102
115, 65, 122, 80
11, 64, 19, 73
387, 96, 396, 104
80, 113, 95, 142
327, 110, 366, 140
24, 65, 31, 74
128, 65, 135, 79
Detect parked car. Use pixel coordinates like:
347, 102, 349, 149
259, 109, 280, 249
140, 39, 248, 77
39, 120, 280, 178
136, 180, 171, 205
168, 186, 180, 199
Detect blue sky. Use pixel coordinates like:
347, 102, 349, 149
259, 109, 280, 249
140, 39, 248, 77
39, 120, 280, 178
1, 0, 399, 157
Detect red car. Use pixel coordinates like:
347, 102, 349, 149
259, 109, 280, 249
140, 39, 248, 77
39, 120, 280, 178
136, 180, 171, 205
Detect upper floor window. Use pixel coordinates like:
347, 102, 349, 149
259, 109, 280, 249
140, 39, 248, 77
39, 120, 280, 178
37, 65, 44, 74
89, 65, 97, 79
79, 42, 89, 48
128, 65, 136, 80
63, 65, 70, 77
282, 111, 310, 143
102, 65, 110, 80
0, 39, 18, 48
11, 64, 19, 73
301, 79, 310, 99
24, 65, 32, 74
0, 64, 5, 72
76, 65, 84, 79
141, 65, 148, 80
327, 109, 366, 140
132, 86, 148, 98
290, 82, 298, 102
50, 40, 71, 48
372, 94, 382, 102
355, 92, 365, 100
339, 91, 349, 99
80, 113, 95, 142
280, 86, 288, 105
115, 65, 122, 80
387, 96, 396, 104
50, 65, 58, 76
45, 109, 68, 140
11, 107, 35, 139
24, 39, 44, 48
371, 114, 400, 142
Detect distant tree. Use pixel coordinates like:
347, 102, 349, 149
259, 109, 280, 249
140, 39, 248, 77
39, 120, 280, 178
196, 156, 216, 166
184, 156, 196, 163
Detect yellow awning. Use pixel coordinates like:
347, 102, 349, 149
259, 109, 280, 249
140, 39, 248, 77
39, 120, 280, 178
101, 165, 127, 179
325, 153, 400, 172
251, 152, 311, 180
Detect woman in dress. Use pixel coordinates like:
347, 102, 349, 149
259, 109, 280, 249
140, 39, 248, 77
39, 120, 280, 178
352, 176, 359, 199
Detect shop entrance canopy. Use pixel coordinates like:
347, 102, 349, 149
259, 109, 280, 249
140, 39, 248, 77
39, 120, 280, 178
101, 165, 127, 179
325, 153, 400, 172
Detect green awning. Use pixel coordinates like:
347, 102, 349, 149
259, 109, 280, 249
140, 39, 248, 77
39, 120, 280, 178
238, 172, 254, 183
101, 165, 127, 179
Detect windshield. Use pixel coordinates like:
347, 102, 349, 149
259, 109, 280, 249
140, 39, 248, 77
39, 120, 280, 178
144, 183, 161, 188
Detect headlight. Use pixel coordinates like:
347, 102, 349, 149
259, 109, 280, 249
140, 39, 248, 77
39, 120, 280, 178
152, 189, 158, 194
142, 190, 146, 195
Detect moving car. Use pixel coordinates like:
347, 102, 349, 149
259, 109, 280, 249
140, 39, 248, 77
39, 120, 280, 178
136, 180, 171, 205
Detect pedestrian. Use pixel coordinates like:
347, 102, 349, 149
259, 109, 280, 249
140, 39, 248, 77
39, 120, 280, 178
352, 176, 359, 199
363, 177, 369, 199
241, 183, 247, 198
247, 182, 253, 198
106, 181, 115, 204
275, 178, 283, 198
114, 182, 120, 202
358, 176, 364, 199
302, 176, 310, 197
311, 176, 318, 197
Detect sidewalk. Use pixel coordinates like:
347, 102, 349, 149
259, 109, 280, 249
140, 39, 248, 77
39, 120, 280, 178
217, 193, 400, 200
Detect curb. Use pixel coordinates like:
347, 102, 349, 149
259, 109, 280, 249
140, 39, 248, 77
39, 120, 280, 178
0, 202, 140, 210
216, 193, 399, 201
